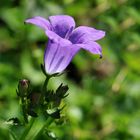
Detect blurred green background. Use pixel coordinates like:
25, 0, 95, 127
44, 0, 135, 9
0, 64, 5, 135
0, 0, 140, 139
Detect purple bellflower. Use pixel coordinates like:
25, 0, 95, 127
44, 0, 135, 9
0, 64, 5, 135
25, 15, 105, 75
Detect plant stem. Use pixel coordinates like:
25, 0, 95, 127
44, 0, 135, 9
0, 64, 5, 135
40, 76, 51, 103
9, 129, 18, 140
19, 117, 54, 140
42, 76, 50, 92
20, 118, 35, 140
34, 117, 54, 140
21, 97, 28, 124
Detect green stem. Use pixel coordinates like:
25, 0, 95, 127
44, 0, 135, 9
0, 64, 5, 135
9, 130, 18, 140
34, 117, 54, 140
19, 117, 53, 140
21, 97, 28, 124
40, 76, 51, 103
20, 118, 35, 140
42, 76, 50, 92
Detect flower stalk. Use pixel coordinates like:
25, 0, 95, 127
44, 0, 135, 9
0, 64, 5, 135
21, 97, 28, 124
40, 75, 51, 104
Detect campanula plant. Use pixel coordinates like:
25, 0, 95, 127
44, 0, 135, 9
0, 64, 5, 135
7, 15, 105, 140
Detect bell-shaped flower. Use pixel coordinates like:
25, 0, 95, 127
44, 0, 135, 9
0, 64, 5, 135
25, 15, 105, 74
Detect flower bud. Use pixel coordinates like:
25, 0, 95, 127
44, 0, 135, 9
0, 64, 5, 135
56, 84, 69, 98
17, 79, 30, 97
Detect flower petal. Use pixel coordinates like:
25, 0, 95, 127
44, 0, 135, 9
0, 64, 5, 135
69, 26, 105, 44
77, 41, 102, 57
25, 16, 51, 30
44, 40, 80, 74
45, 30, 71, 44
49, 15, 75, 38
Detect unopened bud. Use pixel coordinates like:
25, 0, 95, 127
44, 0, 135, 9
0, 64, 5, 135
17, 79, 30, 97
56, 84, 69, 98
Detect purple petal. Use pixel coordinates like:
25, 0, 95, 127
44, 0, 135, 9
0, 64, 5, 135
69, 26, 105, 44
25, 16, 51, 30
44, 40, 80, 74
45, 30, 71, 44
77, 41, 102, 57
48, 15, 75, 38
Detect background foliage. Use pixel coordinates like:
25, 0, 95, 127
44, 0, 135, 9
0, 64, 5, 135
0, 0, 140, 139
